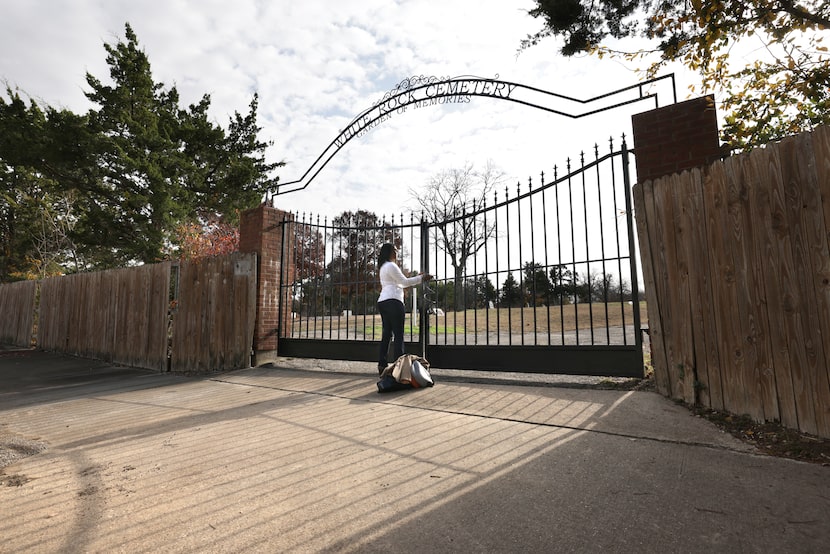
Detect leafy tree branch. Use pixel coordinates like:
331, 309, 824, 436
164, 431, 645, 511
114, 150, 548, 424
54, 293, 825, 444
522, 1, 830, 149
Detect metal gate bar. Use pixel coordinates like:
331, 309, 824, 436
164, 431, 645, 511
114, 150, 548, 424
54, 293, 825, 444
278, 138, 643, 377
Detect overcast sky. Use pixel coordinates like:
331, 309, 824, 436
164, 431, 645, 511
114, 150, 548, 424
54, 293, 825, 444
0, 0, 696, 219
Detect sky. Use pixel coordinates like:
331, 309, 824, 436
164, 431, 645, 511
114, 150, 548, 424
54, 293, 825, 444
0, 0, 697, 220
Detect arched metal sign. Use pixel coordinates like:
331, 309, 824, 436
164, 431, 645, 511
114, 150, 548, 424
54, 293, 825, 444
275, 73, 676, 195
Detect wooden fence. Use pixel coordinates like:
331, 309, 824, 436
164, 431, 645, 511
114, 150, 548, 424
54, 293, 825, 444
0, 280, 38, 346
1, 252, 257, 373
170, 253, 257, 372
38, 263, 171, 370
635, 125, 830, 439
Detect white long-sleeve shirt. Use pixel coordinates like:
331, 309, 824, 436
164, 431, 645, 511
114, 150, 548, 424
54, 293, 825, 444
378, 261, 423, 303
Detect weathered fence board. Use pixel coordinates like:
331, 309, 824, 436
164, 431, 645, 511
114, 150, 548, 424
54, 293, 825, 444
634, 181, 670, 395
666, 172, 696, 404
702, 162, 748, 416
16, 254, 255, 373
643, 180, 675, 395
811, 126, 830, 436
37, 264, 170, 371
636, 125, 830, 438
725, 155, 766, 421
743, 152, 778, 422
117, 263, 170, 370
0, 280, 37, 346
789, 134, 830, 437
38, 274, 69, 351
748, 146, 799, 429
781, 136, 826, 436
682, 168, 722, 409
170, 253, 256, 372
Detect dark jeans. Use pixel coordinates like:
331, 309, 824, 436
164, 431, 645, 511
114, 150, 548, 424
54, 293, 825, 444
378, 299, 406, 370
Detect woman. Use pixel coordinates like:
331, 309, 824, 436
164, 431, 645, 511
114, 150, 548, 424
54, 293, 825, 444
376, 243, 432, 374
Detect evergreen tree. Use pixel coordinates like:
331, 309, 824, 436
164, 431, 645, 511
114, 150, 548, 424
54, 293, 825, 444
0, 92, 44, 280
0, 22, 285, 279
500, 273, 522, 307
474, 275, 498, 308
549, 264, 576, 305
327, 210, 402, 313
0, 90, 94, 279
79, 23, 282, 264
523, 261, 552, 307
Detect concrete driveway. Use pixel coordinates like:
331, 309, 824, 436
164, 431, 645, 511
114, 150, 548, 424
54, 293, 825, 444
1, 349, 828, 553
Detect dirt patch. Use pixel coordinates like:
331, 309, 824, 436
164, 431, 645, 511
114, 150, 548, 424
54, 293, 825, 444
0, 431, 48, 469
1, 473, 31, 487
0, 427, 49, 485
690, 406, 830, 466
622, 377, 830, 466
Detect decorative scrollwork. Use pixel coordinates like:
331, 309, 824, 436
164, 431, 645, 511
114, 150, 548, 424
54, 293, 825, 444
375, 75, 446, 106
373, 74, 502, 107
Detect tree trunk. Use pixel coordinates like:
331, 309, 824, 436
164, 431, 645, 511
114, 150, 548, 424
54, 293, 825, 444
453, 264, 464, 311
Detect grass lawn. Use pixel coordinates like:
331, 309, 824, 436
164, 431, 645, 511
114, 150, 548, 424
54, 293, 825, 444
431, 302, 647, 333
293, 302, 647, 336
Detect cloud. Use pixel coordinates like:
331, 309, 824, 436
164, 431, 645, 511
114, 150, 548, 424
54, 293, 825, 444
0, 0, 696, 219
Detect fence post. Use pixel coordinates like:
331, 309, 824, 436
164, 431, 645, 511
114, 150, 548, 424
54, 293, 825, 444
631, 95, 726, 402
631, 95, 726, 183
239, 204, 295, 366
419, 218, 430, 357
621, 139, 643, 357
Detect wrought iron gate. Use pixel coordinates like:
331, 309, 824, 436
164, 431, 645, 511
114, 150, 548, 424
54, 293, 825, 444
277, 138, 643, 377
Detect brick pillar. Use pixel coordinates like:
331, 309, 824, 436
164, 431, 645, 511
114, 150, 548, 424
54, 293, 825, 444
631, 95, 727, 183
239, 204, 294, 365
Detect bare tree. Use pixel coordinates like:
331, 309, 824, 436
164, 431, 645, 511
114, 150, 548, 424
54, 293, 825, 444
32, 191, 85, 277
409, 161, 505, 310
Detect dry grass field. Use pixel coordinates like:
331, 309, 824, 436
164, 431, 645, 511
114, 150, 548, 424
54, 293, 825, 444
290, 302, 648, 338
428, 302, 647, 334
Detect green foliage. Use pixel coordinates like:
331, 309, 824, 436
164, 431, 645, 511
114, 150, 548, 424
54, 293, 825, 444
523, 262, 551, 306
292, 210, 406, 316
473, 275, 498, 308
0, 92, 92, 278
322, 210, 401, 314
523, 1, 830, 149
0, 23, 283, 280
429, 276, 497, 311
549, 264, 576, 304
500, 273, 523, 307
431, 280, 456, 311
293, 221, 326, 281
